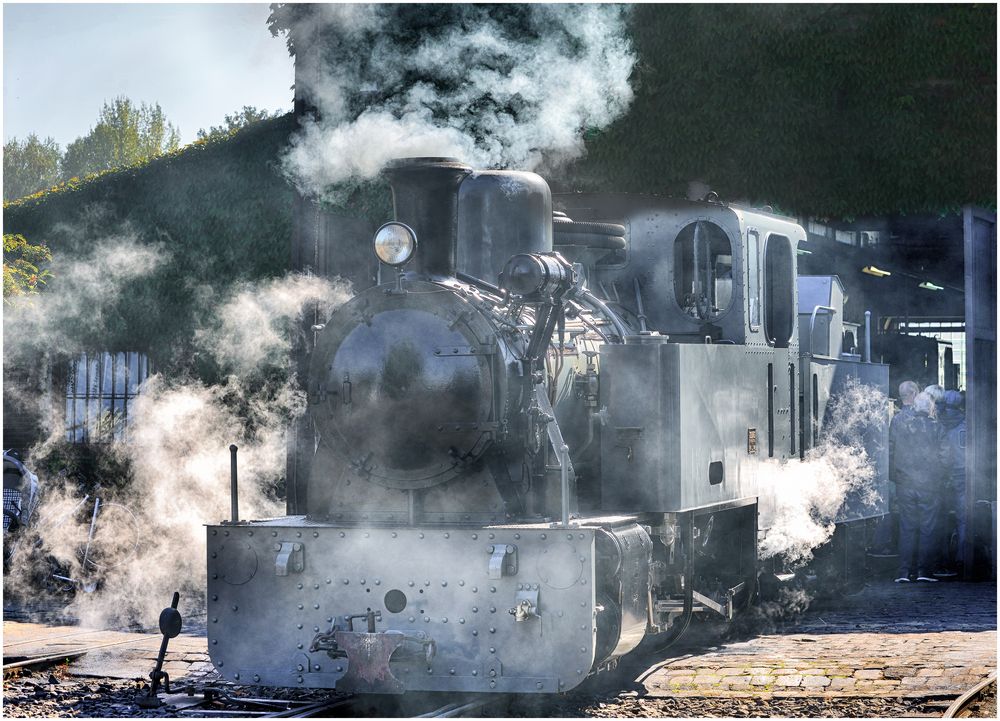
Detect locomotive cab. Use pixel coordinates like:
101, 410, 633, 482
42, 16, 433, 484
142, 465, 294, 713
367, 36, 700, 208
553, 193, 803, 347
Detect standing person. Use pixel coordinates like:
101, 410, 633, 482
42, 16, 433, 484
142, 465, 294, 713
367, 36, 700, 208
937, 391, 966, 577
891, 392, 946, 582
898, 380, 920, 415
938, 389, 964, 432
872, 380, 921, 557
925, 385, 960, 576
924, 384, 945, 418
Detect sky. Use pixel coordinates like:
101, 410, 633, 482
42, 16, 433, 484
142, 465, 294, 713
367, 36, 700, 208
3, 3, 295, 148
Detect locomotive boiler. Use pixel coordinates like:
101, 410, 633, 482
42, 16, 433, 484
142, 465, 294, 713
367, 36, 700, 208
206, 158, 888, 694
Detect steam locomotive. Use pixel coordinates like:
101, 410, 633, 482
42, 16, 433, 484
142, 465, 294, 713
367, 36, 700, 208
206, 158, 888, 694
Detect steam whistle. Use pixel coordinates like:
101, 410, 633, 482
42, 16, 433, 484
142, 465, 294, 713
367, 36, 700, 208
135, 591, 183, 709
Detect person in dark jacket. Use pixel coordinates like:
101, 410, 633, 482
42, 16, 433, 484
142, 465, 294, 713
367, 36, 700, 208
938, 389, 964, 432
872, 380, 921, 557
929, 391, 965, 578
937, 390, 966, 576
890, 392, 947, 582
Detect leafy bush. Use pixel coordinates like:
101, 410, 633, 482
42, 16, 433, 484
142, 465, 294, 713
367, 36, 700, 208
3, 233, 52, 301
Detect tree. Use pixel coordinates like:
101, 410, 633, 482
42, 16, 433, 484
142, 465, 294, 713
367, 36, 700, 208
3, 134, 62, 200
3, 233, 52, 302
197, 106, 278, 141
61, 97, 181, 180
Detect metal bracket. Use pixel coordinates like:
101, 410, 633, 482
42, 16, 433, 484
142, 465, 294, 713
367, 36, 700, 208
486, 653, 503, 684
488, 544, 518, 579
292, 651, 312, 674
275, 542, 304, 576
351, 452, 375, 479
690, 582, 744, 621
447, 310, 473, 332
508, 588, 539, 622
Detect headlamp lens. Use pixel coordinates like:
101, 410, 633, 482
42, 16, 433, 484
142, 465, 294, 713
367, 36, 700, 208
373, 223, 417, 266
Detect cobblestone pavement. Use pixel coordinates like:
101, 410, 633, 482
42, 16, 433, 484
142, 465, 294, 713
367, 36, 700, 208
638, 580, 996, 698
2, 621, 214, 681
3, 580, 995, 717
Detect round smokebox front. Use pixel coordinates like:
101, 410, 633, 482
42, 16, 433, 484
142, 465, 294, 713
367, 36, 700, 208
311, 281, 502, 490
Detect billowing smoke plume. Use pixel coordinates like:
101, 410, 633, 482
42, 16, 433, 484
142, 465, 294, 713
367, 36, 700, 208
5, 229, 351, 626
275, 3, 636, 197
757, 378, 889, 564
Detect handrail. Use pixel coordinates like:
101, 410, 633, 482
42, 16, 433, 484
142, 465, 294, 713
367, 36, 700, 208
808, 305, 837, 356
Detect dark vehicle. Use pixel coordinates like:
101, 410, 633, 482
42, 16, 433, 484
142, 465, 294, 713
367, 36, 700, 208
206, 158, 888, 694
3, 450, 39, 571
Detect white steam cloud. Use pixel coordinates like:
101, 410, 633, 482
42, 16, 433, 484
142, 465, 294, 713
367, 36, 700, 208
3, 227, 167, 448
5, 241, 351, 626
3, 230, 165, 365
757, 378, 889, 564
281, 3, 636, 196
195, 273, 351, 375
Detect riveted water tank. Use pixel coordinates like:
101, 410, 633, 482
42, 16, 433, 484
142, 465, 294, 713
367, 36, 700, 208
457, 171, 553, 285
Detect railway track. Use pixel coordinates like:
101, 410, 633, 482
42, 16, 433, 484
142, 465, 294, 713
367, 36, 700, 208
3, 581, 994, 718
3, 635, 164, 676
166, 689, 493, 718
944, 671, 997, 718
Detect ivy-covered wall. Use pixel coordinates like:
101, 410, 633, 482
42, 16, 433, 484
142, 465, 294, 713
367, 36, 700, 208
3, 114, 298, 369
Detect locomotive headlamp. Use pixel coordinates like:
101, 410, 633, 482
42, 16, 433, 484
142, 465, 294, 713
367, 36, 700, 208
373, 222, 417, 266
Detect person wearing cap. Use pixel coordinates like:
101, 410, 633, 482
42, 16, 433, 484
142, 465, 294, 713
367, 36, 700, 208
891, 392, 947, 582
872, 380, 921, 558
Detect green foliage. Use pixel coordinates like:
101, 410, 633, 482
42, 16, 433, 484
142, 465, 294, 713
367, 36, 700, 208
3, 134, 62, 200
3, 114, 298, 372
3, 233, 52, 302
197, 106, 280, 142
32, 439, 134, 495
564, 4, 996, 217
61, 97, 181, 181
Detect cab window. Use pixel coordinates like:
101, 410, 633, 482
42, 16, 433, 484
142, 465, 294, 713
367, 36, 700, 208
673, 221, 733, 322
763, 234, 794, 347
747, 230, 761, 331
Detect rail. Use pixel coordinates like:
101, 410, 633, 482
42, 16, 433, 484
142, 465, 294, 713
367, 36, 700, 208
3, 635, 163, 676
943, 671, 996, 718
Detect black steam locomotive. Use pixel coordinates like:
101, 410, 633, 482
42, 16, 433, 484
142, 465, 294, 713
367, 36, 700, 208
206, 158, 888, 694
